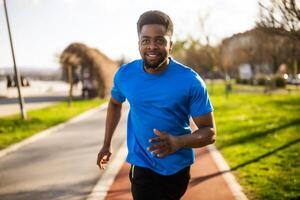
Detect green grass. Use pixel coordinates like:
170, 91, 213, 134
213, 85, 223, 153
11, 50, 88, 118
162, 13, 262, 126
0, 99, 106, 149
207, 83, 300, 200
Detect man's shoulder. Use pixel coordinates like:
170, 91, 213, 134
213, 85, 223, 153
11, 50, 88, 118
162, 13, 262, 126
119, 59, 142, 71
171, 58, 198, 77
115, 59, 141, 77
171, 58, 205, 86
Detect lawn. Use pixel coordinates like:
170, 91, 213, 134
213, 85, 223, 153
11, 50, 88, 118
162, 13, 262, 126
0, 99, 106, 149
207, 82, 300, 200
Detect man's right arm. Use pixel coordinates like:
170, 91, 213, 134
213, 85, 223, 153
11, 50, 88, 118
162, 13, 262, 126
97, 97, 123, 169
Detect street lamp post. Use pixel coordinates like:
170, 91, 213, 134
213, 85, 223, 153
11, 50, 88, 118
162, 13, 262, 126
3, 0, 27, 119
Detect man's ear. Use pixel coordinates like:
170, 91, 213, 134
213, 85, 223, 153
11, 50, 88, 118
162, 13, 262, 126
137, 32, 141, 47
169, 40, 173, 52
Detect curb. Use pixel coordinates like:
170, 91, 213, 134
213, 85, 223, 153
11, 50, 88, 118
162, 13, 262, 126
0, 102, 108, 159
208, 145, 248, 200
86, 141, 127, 200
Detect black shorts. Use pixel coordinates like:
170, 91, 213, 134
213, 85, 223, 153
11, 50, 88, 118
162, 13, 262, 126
129, 165, 190, 200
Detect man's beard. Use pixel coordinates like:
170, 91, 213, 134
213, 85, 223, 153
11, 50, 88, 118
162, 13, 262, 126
144, 53, 168, 70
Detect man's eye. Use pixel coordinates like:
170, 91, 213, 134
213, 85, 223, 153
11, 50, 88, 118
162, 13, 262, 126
156, 38, 166, 45
141, 39, 150, 45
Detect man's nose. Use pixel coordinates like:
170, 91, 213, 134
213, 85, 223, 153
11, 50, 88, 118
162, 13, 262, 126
147, 41, 158, 50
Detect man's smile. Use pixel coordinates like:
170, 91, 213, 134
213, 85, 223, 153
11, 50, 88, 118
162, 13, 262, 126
145, 52, 161, 60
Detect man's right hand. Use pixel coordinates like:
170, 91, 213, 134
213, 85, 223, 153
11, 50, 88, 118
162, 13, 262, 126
97, 146, 112, 170
97, 98, 122, 170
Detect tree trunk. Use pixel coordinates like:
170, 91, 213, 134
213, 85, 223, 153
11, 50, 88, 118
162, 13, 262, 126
68, 65, 73, 107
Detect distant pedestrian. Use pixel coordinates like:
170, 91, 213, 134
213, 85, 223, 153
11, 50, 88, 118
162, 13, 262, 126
6, 75, 12, 88
20, 76, 30, 87
97, 10, 216, 200
82, 79, 93, 98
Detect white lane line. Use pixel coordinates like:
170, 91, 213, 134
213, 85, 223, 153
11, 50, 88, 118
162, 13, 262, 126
0, 103, 108, 159
207, 145, 248, 200
86, 141, 127, 200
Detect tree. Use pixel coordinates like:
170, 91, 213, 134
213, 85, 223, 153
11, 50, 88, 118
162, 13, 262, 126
257, 0, 300, 77
172, 38, 220, 78
60, 43, 118, 105
257, 0, 300, 40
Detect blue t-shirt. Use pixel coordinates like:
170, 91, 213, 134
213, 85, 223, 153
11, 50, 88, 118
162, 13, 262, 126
111, 57, 213, 175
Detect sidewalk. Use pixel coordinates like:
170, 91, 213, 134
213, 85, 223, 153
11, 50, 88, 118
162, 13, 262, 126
0, 104, 128, 200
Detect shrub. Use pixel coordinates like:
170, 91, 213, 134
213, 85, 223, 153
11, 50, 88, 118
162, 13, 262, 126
272, 76, 286, 87
236, 78, 251, 85
256, 77, 267, 85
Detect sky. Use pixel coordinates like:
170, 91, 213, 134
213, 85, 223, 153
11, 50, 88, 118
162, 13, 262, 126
0, 0, 261, 69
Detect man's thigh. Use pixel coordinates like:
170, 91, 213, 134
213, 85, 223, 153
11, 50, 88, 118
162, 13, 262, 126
163, 166, 190, 200
129, 165, 190, 200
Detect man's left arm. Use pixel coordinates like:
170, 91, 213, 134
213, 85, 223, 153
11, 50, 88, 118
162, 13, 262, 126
148, 112, 216, 158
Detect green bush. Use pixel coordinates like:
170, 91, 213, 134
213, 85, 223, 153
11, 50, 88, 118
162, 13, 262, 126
272, 76, 286, 88
256, 77, 267, 86
236, 78, 252, 85
253, 76, 285, 88
236, 77, 242, 84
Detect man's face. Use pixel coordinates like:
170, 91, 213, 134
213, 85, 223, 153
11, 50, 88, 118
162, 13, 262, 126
138, 24, 173, 70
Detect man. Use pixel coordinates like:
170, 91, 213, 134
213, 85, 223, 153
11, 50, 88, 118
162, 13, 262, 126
97, 10, 216, 200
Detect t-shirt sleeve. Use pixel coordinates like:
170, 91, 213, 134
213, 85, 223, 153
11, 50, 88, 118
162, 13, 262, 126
111, 69, 126, 103
189, 75, 213, 117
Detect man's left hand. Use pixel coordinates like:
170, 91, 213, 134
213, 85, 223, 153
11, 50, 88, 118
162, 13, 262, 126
147, 129, 181, 158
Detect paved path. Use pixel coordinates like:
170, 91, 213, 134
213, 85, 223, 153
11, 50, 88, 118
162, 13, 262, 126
0, 104, 128, 200
103, 124, 244, 200
104, 148, 236, 200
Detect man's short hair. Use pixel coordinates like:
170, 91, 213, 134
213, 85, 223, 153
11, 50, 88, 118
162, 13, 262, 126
137, 10, 173, 37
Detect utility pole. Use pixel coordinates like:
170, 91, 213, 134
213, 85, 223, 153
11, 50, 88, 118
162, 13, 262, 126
3, 0, 27, 119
